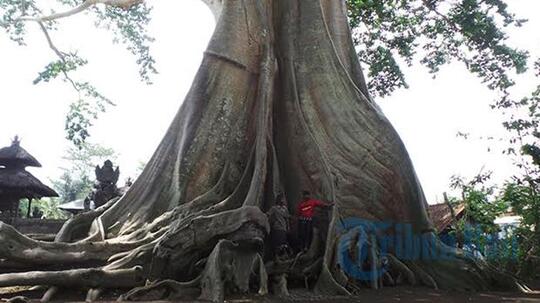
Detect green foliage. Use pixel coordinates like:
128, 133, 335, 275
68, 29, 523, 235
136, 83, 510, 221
33, 53, 88, 84
462, 57, 540, 279
450, 172, 507, 235
39, 198, 68, 219
447, 173, 522, 273
52, 171, 93, 203
63, 141, 118, 172
501, 183, 538, 233
0, 0, 41, 44
1, 0, 536, 146
501, 58, 540, 124
65, 86, 114, 146
499, 182, 540, 278
50, 0, 156, 83
347, 0, 529, 99
1, 0, 154, 146
31, 52, 113, 146
453, 59, 540, 277
52, 142, 118, 203
90, 2, 156, 83
18, 198, 69, 219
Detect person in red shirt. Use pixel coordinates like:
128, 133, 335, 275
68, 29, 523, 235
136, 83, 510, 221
297, 190, 333, 251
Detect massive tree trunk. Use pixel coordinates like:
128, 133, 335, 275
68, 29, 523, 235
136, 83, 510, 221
0, 0, 524, 301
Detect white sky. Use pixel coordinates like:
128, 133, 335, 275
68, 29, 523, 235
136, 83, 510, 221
0, 0, 539, 203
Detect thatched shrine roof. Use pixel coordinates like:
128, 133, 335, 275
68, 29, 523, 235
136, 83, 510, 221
0, 138, 41, 168
0, 168, 58, 199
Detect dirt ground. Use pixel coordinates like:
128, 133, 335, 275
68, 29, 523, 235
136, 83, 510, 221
2, 286, 540, 303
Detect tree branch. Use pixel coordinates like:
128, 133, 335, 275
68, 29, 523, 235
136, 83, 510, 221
101, 0, 144, 9
36, 21, 79, 92
7, 0, 146, 99
17, 0, 143, 23
20, 1, 93, 23
36, 21, 65, 61
0, 266, 144, 288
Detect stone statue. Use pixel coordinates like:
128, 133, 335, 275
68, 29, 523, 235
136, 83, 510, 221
95, 160, 120, 185
31, 206, 43, 219
90, 160, 121, 208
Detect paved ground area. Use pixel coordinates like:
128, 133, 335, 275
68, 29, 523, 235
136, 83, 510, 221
2, 286, 540, 302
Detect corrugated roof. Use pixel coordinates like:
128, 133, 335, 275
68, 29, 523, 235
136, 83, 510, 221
59, 198, 95, 211
427, 202, 466, 232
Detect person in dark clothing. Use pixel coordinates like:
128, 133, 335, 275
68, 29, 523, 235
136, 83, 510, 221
267, 194, 291, 257
297, 190, 333, 251
31, 206, 43, 219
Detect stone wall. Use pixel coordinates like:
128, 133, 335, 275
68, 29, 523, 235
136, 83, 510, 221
9, 218, 65, 236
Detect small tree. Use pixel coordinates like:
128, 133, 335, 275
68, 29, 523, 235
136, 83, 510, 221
449, 173, 509, 259
496, 60, 540, 279
451, 172, 507, 235
52, 142, 118, 203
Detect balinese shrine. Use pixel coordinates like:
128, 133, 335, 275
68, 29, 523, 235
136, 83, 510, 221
0, 136, 58, 223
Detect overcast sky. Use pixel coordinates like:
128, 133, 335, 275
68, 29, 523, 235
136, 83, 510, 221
0, 0, 539, 203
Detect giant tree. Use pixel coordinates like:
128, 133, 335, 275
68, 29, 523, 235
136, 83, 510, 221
0, 0, 531, 301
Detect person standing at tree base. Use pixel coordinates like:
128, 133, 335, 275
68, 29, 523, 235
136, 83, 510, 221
297, 190, 333, 252
267, 194, 291, 257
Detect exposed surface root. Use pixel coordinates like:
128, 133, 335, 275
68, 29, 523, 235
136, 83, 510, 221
0, 266, 144, 288
386, 254, 415, 286
3, 296, 29, 303
271, 274, 289, 297
55, 198, 118, 243
406, 262, 438, 289
0, 222, 160, 266
0, 260, 32, 272
199, 240, 268, 302
149, 206, 268, 281
0, 0, 530, 302
40, 286, 58, 302
329, 225, 524, 294
85, 288, 104, 302
122, 239, 268, 302
119, 278, 201, 301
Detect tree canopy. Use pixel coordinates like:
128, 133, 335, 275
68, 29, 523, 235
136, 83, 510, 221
347, 0, 529, 100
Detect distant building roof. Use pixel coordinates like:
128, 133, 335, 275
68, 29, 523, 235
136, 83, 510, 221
0, 137, 41, 168
59, 198, 95, 212
494, 215, 521, 226
427, 202, 466, 233
0, 168, 58, 199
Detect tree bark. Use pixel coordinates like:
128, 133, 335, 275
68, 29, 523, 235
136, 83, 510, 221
0, 0, 524, 301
